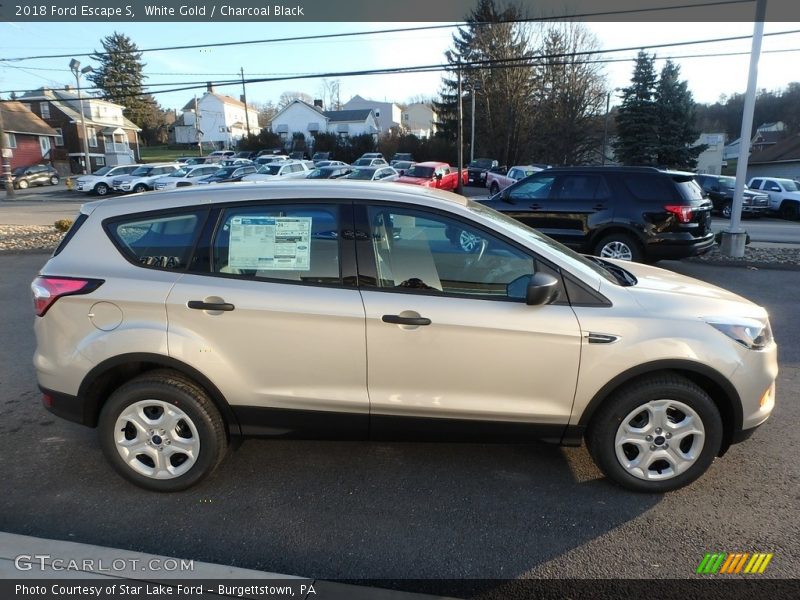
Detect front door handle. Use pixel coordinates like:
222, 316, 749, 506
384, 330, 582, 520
382, 314, 431, 326
188, 300, 235, 311
593, 204, 607, 210
529, 203, 542, 210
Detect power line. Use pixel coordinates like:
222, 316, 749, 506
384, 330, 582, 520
0, 0, 755, 63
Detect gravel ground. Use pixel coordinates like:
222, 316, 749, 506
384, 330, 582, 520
2, 224, 799, 269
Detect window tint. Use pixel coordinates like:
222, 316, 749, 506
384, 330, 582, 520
366, 206, 545, 300
622, 174, 676, 202
212, 204, 341, 285
509, 175, 556, 201
108, 211, 204, 269
749, 179, 762, 189
554, 174, 610, 200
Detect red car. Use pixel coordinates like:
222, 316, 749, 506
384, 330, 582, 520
395, 161, 467, 192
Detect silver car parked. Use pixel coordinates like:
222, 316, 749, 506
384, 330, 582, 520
32, 182, 777, 492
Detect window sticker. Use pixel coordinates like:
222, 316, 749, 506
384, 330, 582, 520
228, 216, 312, 270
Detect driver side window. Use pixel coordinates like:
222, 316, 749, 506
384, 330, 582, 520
509, 175, 556, 201
366, 206, 548, 300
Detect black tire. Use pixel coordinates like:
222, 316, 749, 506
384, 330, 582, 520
779, 201, 799, 220
721, 202, 732, 219
49, 175, 60, 185
593, 232, 643, 262
98, 369, 228, 492
585, 374, 722, 493
133, 183, 148, 194
94, 182, 109, 196
489, 182, 500, 196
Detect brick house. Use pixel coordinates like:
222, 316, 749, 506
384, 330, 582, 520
1, 101, 59, 171
19, 87, 141, 174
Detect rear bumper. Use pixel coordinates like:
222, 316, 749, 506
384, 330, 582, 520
645, 232, 716, 260
40, 386, 93, 427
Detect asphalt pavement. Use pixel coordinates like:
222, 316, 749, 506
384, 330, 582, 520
0, 252, 797, 597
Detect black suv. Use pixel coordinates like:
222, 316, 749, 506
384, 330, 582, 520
469, 166, 715, 262
6, 164, 59, 189
466, 157, 499, 186
695, 174, 769, 218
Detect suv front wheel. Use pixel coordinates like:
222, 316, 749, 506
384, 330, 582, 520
586, 374, 722, 493
98, 370, 228, 492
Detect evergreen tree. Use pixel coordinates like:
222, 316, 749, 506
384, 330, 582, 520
655, 60, 702, 169
87, 32, 169, 145
614, 51, 659, 165
434, 0, 532, 165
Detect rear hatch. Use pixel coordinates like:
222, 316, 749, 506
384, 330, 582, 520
670, 173, 713, 238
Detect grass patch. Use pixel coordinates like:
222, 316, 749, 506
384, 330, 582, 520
140, 146, 204, 163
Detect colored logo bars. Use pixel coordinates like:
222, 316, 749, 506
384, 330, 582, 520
696, 552, 773, 574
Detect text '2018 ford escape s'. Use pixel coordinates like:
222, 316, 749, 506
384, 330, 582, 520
32, 181, 777, 492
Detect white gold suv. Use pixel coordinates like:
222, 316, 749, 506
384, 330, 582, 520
32, 182, 777, 492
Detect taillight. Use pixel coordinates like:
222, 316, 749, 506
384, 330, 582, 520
31, 276, 103, 317
664, 205, 694, 223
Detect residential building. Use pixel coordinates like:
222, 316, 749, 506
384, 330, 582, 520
746, 134, 800, 180
694, 133, 726, 175
0, 101, 59, 171
18, 87, 141, 174
270, 100, 378, 150
401, 103, 437, 138
342, 95, 401, 134
723, 122, 788, 163
174, 84, 260, 149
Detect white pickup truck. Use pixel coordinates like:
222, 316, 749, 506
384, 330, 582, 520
747, 177, 800, 220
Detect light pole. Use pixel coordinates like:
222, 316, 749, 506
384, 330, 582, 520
69, 58, 93, 175
469, 81, 482, 163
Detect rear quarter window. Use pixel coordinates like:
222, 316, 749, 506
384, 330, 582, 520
106, 210, 206, 270
621, 174, 678, 202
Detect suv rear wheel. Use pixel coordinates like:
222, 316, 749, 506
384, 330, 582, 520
594, 232, 642, 262
586, 374, 722, 493
98, 370, 227, 492
779, 201, 799, 220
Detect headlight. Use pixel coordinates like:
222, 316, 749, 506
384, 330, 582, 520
705, 317, 773, 350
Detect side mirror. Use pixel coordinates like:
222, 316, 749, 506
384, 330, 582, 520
525, 273, 560, 306
435, 173, 443, 180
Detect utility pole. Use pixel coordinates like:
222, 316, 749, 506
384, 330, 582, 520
240, 67, 251, 140
721, 0, 766, 257
194, 95, 203, 156
601, 91, 611, 166
456, 59, 464, 196
0, 100, 15, 198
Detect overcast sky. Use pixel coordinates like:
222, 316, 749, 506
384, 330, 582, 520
1, 20, 797, 112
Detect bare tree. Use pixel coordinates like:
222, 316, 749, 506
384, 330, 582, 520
277, 91, 313, 109
317, 79, 342, 111
250, 100, 278, 128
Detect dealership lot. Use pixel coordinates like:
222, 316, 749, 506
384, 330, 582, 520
0, 251, 797, 585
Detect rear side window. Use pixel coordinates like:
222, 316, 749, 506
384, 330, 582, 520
750, 179, 763, 189
106, 210, 205, 270
674, 179, 705, 202
622, 174, 677, 202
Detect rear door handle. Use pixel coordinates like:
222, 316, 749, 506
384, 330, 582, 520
529, 203, 542, 210
188, 300, 235, 311
593, 204, 607, 210
382, 315, 431, 326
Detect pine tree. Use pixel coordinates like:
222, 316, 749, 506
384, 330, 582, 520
434, 0, 532, 165
87, 32, 164, 142
614, 51, 659, 165
655, 60, 702, 169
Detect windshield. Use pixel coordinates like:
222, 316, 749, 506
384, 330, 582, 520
308, 169, 336, 179
719, 176, 736, 188
92, 166, 112, 176
404, 165, 434, 178
467, 201, 617, 285
353, 158, 371, 166
12, 167, 25, 175
469, 158, 493, 169
131, 166, 153, 176
346, 169, 376, 180
257, 165, 282, 175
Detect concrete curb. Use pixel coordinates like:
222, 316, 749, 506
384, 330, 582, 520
0, 532, 454, 599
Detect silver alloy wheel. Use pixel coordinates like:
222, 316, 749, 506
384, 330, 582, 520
459, 230, 482, 252
722, 203, 732, 219
113, 400, 200, 480
599, 240, 633, 261
614, 399, 706, 481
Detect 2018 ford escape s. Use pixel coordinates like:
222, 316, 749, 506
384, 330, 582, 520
32, 182, 777, 492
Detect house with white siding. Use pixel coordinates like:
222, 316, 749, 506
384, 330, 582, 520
342, 95, 401, 135
174, 84, 260, 148
270, 100, 378, 148
401, 103, 437, 138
